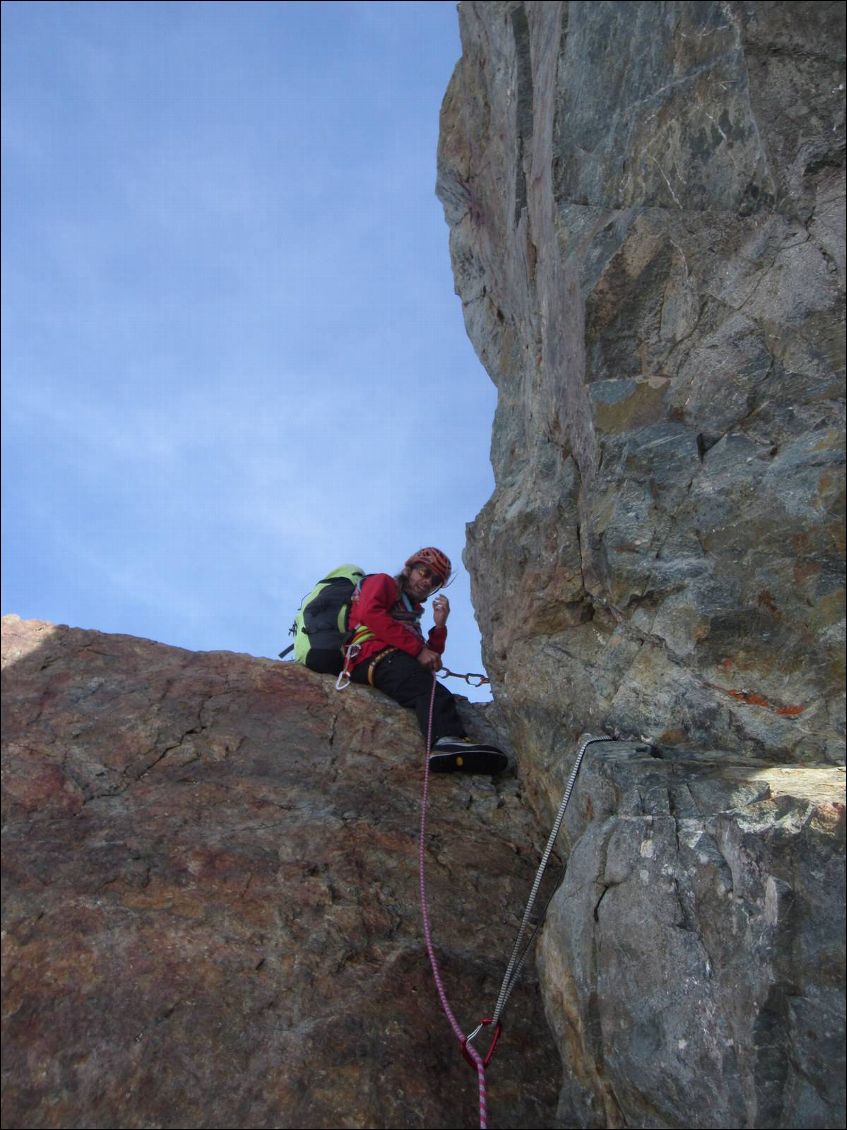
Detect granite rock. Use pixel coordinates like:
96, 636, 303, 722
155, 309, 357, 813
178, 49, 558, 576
437, 0, 846, 768
437, 3, 845, 1126
1, 615, 560, 1129
538, 741, 845, 1128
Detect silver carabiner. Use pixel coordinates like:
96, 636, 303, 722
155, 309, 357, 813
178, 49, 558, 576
335, 643, 361, 691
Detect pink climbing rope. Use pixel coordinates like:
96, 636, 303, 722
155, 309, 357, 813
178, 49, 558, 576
418, 673, 489, 1129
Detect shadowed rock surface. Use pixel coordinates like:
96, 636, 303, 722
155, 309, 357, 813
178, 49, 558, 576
1, 615, 560, 1129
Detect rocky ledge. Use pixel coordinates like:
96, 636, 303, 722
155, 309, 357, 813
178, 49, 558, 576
1, 615, 560, 1130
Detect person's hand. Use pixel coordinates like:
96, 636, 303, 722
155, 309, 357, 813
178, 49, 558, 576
432, 595, 450, 628
417, 647, 442, 671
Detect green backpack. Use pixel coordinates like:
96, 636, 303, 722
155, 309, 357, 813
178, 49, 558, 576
279, 564, 366, 663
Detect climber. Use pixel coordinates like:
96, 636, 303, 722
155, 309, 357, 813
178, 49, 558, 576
344, 548, 508, 774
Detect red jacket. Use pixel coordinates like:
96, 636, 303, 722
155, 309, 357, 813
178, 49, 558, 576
347, 573, 447, 669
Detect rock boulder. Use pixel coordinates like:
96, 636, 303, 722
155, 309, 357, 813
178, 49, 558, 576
1, 615, 560, 1129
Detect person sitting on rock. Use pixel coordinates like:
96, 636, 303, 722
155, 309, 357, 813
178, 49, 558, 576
344, 547, 508, 774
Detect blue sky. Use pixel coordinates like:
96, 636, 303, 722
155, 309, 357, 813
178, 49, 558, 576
1, 0, 497, 701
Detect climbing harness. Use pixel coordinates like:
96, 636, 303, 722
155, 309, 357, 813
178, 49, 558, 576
336, 645, 404, 690
437, 668, 490, 688
336, 584, 426, 691
418, 672, 612, 1128
366, 647, 398, 686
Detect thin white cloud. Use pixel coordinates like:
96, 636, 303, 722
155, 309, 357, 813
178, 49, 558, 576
2, 1, 494, 698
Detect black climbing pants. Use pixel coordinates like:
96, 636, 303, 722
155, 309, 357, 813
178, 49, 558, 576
351, 649, 466, 744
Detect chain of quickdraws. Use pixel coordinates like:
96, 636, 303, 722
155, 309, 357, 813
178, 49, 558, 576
438, 668, 489, 688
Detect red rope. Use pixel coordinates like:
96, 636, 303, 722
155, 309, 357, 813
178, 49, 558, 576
418, 674, 489, 1129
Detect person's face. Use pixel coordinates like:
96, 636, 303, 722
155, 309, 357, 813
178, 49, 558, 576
405, 562, 443, 601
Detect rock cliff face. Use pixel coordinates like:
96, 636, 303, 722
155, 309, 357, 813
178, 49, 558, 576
537, 746, 844, 1128
438, 0, 845, 772
1, 615, 560, 1129
436, 2, 845, 1127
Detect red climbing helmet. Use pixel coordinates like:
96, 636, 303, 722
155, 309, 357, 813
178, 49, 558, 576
405, 547, 452, 588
